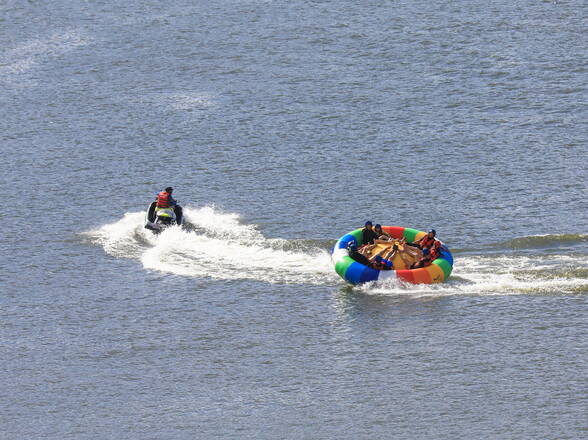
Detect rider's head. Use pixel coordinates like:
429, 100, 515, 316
165, 187, 173, 193
365, 221, 373, 228
428, 229, 436, 237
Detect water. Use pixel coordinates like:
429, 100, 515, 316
1, 0, 587, 438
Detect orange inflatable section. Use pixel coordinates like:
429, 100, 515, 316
411, 268, 433, 284
425, 263, 445, 283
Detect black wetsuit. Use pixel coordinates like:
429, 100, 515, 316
349, 249, 371, 266
362, 227, 379, 245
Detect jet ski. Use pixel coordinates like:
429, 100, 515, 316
145, 202, 184, 233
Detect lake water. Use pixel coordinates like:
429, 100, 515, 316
1, 0, 587, 438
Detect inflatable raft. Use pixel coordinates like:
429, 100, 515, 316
332, 226, 453, 285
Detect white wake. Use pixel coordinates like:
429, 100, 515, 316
85, 208, 587, 295
85, 206, 336, 285
357, 253, 587, 297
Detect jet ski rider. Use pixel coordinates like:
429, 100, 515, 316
156, 187, 177, 209
155, 186, 183, 223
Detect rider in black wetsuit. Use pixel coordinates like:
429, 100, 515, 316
361, 221, 379, 245
347, 242, 371, 266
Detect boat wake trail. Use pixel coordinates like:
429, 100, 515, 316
85, 212, 587, 295
84, 206, 337, 285
359, 235, 588, 297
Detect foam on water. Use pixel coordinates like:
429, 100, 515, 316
165, 93, 215, 110
358, 251, 588, 297
0, 30, 89, 85
85, 206, 336, 285
127, 92, 216, 112
86, 208, 588, 294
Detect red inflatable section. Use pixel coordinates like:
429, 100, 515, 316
383, 226, 405, 240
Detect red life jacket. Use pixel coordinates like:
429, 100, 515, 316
156, 191, 171, 208
412, 254, 432, 269
419, 235, 436, 249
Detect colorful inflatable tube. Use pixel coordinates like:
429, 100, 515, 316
332, 226, 453, 285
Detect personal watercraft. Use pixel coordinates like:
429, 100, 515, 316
144, 202, 183, 233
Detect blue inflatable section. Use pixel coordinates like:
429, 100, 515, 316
439, 245, 453, 266
337, 234, 357, 249
360, 266, 380, 283
344, 262, 368, 284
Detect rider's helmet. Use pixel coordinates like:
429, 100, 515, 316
165, 186, 173, 193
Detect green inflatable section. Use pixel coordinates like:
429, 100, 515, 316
350, 228, 363, 245
403, 228, 420, 243
334, 229, 363, 279
335, 257, 355, 279
433, 259, 452, 279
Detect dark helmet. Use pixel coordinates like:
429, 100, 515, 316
365, 221, 373, 227
375, 224, 382, 230
347, 241, 357, 251
375, 255, 383, 262
429, 229, 436, 236
422, 248, 430, 256
165, 186, 173, 193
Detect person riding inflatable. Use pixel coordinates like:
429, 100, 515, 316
411, 247, 435, 269
416, 229, 437, 249
372, 255, 393, 270
347, 241, 371, 266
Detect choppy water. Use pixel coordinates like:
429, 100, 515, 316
1, 0, 587, 439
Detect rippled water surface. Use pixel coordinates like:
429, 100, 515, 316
1, 0, 587, 438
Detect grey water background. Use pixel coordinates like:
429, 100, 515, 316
1, 0, 587, 438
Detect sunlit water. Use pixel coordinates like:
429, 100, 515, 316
1, 0, 586, 438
